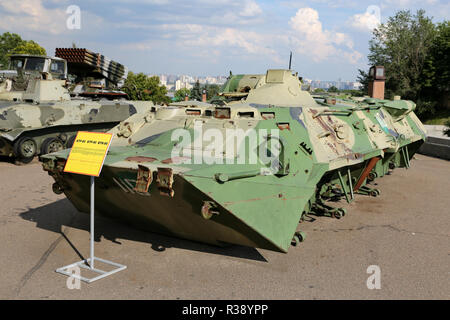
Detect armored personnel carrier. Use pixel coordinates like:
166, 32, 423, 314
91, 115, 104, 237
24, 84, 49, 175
106, 70, 318, 147
41, 69, 426, 252
0, 51, 153, 163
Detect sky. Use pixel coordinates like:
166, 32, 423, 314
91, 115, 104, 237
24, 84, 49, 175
0, 0, 448, 81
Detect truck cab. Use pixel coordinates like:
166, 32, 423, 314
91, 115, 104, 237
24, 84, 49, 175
6, 54, 67, 80
0, 55, 69, 102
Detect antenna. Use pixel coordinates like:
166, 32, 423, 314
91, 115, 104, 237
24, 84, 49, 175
288, 51, 292, 70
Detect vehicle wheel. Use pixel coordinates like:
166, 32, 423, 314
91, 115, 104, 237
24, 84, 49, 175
295, 231, 306, 242
332, 211, 342, 219
368, 172, 377, 182
41, 137, 65, 155
66, 135, 76, 148
13, 137, 37, 163
332, 208, 346, 219
52, 182, 64, 195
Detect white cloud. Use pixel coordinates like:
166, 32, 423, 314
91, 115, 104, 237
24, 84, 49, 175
349, 5, 381, 32
0, 0, 106, 36
281, 0, 360, 9
382, 0, 438, 7
126, 22, 282, 64
185, 28, 271, 55
240, 0, 262, 17
349, 12, 381, 31
0, 0, 67, 35
105, 0, 170, 4
127, 7, 362, 66
288, 8, 361, 63
0, 0, 366, 74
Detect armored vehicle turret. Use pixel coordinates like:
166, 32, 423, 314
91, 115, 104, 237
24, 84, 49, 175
211, 70, 317, 108
107, 70, 320, 147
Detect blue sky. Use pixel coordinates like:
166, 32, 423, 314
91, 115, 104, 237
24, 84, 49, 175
0, 0, 448, 80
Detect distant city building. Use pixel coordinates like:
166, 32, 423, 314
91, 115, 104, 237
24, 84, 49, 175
175, 80, 181, 91
174, 79, 193, 91
154, 73, 361, 92
308, 79, 362, 91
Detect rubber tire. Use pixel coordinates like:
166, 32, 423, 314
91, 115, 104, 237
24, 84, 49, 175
296, 231, 306, 242
41, 137, 64, 155
333, 211, 342, 219
52, 182, 64, 195
13, 137, 37, 164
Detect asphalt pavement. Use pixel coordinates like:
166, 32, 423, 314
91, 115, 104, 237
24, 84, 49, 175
0, 154, 448, 299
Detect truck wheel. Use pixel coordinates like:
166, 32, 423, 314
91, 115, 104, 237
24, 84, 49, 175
41, 137, 64, 155
13, 137, 37, 163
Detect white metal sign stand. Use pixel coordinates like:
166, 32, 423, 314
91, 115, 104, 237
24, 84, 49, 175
56, 176, 127, 283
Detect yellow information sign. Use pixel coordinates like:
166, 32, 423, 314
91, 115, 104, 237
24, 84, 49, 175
63, 131, 113, 177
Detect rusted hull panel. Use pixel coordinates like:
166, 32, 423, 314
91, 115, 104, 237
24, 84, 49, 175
57, 166, 286, 252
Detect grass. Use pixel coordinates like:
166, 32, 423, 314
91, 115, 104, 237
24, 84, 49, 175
423, 109, 450, 125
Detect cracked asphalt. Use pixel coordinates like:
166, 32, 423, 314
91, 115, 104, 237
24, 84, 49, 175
0, 154, 448, 300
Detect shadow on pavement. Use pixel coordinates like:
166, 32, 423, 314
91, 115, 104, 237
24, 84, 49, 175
19, 199, 268, 262
0, 155, 15, 164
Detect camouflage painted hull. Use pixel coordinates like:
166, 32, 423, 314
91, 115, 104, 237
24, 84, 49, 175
48, 164, 302, 252
42, 94, 426, 253
0, 100, 153, 162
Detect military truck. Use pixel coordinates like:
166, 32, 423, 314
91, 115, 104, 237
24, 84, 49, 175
0, 54, 69, 102
0, 51, 153, 163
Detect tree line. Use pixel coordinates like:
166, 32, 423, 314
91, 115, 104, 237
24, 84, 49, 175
357, 10, 449, 121
173, 81, 221, 102
0, 32, 46, 67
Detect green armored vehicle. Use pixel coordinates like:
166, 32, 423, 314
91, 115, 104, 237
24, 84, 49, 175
0, 52, 153, 163
41, 69, 426, 252
211, 71, 315, 108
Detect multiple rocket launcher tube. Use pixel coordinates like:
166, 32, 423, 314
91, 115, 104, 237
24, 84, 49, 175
55, 48, 128, 85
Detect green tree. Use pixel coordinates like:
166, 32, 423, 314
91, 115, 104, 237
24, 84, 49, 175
0, 32, 46, 67
341, 89, 364, 97
356, 69, 370, 95
358, 10, 439, 118
190, 80, 202, 101
313, 88, 325, 93
123, 72, 171, 104
204, 84, 220, 100
445, 120, 450, 137
328, 86, 339, 93
174, 88, 191, 102
0, 32, 23, 67
421, 21, 450, 117
12, 41, 46, 56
